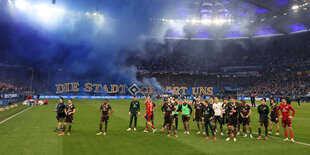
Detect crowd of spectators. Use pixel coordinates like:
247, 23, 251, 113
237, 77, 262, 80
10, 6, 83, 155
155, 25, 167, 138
132, 32, 310, 97
0, 80, 29, 93
128, 32, 310, 73
138, 71, 310, 97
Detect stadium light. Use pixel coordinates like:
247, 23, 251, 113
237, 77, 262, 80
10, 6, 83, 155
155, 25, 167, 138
15, 0, 32, 11
292, 5, 299, 10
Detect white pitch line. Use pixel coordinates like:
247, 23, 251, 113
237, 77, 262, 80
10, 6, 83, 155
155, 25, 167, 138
222, 126, 310, 147
251, 131, 310, 147
0, 106, 33, 125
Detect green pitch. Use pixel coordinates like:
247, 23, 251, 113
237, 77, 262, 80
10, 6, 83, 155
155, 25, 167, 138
0, 99, 309, 155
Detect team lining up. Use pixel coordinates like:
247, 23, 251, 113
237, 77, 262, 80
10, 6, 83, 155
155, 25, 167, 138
53, 96, 296, 142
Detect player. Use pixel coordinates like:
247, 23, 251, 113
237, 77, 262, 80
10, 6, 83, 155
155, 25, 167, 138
173, 98, 180, 134
209, 96, 214, 106
269, 99, 279, 135
277, 98, 296, 142
59, 99, 75, 136
296, 96, 301, 107
178, 98, 192, 134
161, 98, 177, 137
161, 98, 169, 131
240, 100, 253, 138
251, 95, 255, 107
212, 97, 223, 135
54, 97, 66, 132
193, 97, 205, 134
127, 96, 140, 131
222, 99, 229, 130
143, 97, 157, 133
226, 98, 240, 142
203, 100, 216, 140
237, 101, 243, 136
97, 99, 114, 135
257, 98, 269, 140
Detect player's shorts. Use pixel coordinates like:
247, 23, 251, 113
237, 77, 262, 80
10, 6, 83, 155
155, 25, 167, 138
222, 114, 228, 124
57, 113, 66, 122
214, 116, 222, 124
64, 115, 74, 123
182, 115, 190, 122
195, 114, 203, 122
228, 117, 238, 127
242, 117, 251, 125
281, 118, 292, 127
144, 114, 153, 122
238, 115, 243, 124
259, 118, 268, 127
271, 116, 279, 123
101, 115, 109, 122
164, 115, 174, 125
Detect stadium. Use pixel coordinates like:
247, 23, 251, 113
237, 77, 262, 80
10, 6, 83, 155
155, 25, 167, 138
0, 0, 310, 154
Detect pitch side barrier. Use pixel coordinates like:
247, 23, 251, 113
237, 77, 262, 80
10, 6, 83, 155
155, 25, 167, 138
34, 95, 211, 100
238, 97, 271, 101
0, 93, 20, 106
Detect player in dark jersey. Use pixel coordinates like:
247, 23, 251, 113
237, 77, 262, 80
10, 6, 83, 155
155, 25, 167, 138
97, 99, 114, 136
127, 96, 140, 131
269, 99, 279, 135
162, 98, 177, 137
178, 98, 192, 134
54, 97, 66, 132
173, 98, 180, 134
250, 95, 256, 107
59, 99, 75, 136
240, 100, 253, 138
257, 98, 269, 140
203, 100, 217, 140
222, 99, 229, 131
269, 96, 276, 106
161, 98, 169, 131
226, 98, 240, 142
193, 97, 205, 135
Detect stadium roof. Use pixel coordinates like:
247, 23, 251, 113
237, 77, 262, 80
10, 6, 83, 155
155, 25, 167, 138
5, 0, 310, 39
149, 0, 310, 39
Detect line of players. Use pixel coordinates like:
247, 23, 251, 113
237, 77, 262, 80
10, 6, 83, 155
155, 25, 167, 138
125, 96, 296, 142
54, 96, 296, 143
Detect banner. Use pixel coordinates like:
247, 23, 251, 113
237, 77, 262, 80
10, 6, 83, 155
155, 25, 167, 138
238, 97, 270, 101
53, 82, 217, 96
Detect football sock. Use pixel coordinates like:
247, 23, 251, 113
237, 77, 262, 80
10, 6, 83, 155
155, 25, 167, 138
289, 130, 293, 139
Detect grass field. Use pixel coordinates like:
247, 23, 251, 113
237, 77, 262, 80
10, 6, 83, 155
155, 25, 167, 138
0, 99, 309, 155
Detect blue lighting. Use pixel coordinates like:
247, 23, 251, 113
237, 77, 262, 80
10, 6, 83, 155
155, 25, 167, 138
256, 26, 277, 36
274, 0, 288, 6
196, 30, 210, 38
287, 23, 308, 33
255, 8, 268, 14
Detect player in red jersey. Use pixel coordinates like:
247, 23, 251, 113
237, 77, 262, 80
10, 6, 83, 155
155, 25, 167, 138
143, 97, 157, 133
276, 98, 296, 142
